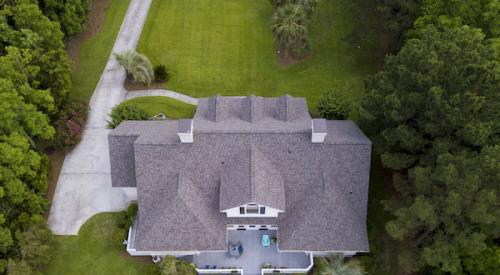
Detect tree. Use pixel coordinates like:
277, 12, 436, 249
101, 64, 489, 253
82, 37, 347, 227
0, 2, 72, 111
271, 3, 307, 58
37, 0, 91, 37
385, 146, 500, 273
6, 260, 33, 275
158, 256, 196, 275
317, 89, 352, 120
293, 0, 319, 16
313, 254, 365, 275
114, 51, 154, 86
375, 0, 422, 50
360, 24, 499, 273
17, 223, 52, 268
416, 0, 499, 38
360, 24, 499, 170
107, 102, 150, 129
463, 243, 500, 275
0, 76, 53, 274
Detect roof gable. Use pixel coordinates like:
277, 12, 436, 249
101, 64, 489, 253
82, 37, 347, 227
219, 146, 286, 211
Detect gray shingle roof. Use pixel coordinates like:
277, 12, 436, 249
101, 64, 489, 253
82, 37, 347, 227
109, 95, 371, 253
194, 95, 311, 133
219, 146, 286, 211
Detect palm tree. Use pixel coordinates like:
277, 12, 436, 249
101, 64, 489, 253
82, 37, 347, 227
296, 0, 319, 16
271, 3, 307, 58
114, 50, 154, 85
314, 254, 365, 275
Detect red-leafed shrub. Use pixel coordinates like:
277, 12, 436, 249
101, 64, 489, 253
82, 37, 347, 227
53, 101, 88, 151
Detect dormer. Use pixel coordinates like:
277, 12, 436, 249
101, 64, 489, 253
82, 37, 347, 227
219, 146, 286, 218
222, 202, 284, 218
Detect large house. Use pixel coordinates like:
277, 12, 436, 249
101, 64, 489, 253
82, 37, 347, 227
109, 95, 371, 274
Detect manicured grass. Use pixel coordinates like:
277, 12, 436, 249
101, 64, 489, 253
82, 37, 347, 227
138, 0, 384, 110
122, 96, 197, 119
70, 0, 131, 103
44, 213, 157, 275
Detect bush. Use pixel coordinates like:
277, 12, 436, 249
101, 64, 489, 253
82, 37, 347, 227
107, 103, 150, 129
154, 64, 169, 82
317, 89, 352, 120
118, 203, 138, 230
291, 38, 311, 58
53, 101, 88, 150
114, 50, 154, 85
158, 256, 197, 275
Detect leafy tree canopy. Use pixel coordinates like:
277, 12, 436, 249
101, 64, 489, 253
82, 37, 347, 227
385, 146, 500, 273
417, 0, 500, 38
0, 0, 71, 111
37, 0, 91, 37
360, 24, 499, 170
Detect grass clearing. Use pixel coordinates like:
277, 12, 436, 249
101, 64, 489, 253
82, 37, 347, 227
69, 0, 131, 103
122, 96, 197, 119
44, 213, 157, 275
138, 0, 385, 111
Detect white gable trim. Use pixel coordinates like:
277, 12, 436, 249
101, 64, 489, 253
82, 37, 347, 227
221, 202, 284, 217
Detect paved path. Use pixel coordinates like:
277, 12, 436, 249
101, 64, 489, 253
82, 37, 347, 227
126, 89, 198, 105
48, 0, 152, 235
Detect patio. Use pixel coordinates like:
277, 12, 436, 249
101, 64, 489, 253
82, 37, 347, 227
193, 230, 312, 275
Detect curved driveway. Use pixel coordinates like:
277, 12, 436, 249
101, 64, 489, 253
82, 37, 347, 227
48, 0, 152, 235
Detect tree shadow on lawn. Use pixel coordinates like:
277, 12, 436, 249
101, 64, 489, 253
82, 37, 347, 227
44, 212, 157, 275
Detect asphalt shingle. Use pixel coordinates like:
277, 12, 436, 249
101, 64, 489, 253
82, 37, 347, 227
109, 95, 371, 253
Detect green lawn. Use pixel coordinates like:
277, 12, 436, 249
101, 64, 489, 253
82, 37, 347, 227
122, 96, 197, 119
70, 0, 131, 103
138, 0, 384, 110
44, 213, 157, 275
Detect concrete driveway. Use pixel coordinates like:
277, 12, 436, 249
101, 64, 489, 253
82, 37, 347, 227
48, 0, 152, 235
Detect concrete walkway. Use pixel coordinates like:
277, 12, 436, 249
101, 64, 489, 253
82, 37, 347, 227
48, 0, 152, 235
126, 89, 198, 105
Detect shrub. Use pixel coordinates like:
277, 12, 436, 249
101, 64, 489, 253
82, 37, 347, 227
317, 89, 352, 120
114, 50, 154, 85
158, 256, 197, 275
107, 103, 150, 129
53, 101, 88, 150
291, 38, 310, 58
154, 64, 169, 82
118, 203, 138, 230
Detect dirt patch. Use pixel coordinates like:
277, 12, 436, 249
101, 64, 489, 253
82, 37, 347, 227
44, 150, 65, 218
275, 48, 310, 66
124, 80, 166, 91
66, 0, 112, 71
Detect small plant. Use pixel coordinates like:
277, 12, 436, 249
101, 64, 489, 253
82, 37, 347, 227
107, 103, 150, 129
118, 203, 138, 228
53, 101, 88, 150
114, 50, 154, 85
154, 64, 169, 82
317, 89, 352, 120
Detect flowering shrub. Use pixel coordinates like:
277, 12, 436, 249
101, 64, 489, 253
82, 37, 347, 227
53, 101, 88, 150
